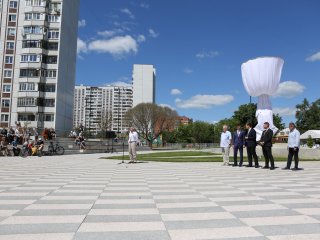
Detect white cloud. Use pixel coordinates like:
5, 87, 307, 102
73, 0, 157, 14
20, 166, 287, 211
273, 81, 305, 98
77, 38, 87, 55
306, 51, 320, 62
148, 28, 159, 38
184, 68, 193, 74
78, 19, 86, 28
97, 29, 123, 38
175, 94, 234, 109
137, 34, 146, 43
170, 89, 182, 95
104, 81, 132, 87
88, 35, 138, 58
196, 50, 219, 59
120, 8, 135, 19
159, 104, 175, 110
140, 3, 150, 8
273, 107, 296, 116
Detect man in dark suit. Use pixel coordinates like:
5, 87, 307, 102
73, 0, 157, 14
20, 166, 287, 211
245, 123, 259, 168
232, 124, 245, 167
259, 122, 275, 170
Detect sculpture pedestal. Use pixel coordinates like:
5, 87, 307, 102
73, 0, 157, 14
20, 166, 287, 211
254, 109, 278, 141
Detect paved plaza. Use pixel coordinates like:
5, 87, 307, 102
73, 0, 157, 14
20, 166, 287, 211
0, 154, 320, 240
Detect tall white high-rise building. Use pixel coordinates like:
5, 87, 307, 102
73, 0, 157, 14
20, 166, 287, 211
73, 85, 133, 134
132, 64, 156, 107
0, 0, 79, 133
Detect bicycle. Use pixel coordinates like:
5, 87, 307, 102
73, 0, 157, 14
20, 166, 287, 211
47, 141, 65, 156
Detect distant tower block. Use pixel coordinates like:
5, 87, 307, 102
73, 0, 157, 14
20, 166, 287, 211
132, 64, 156, 107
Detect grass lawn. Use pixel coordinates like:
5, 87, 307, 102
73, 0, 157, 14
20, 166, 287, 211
102, 151, 318, 162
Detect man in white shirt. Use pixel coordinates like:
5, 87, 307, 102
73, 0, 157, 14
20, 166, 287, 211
128, 127, 139, 163
220, 125, 232, 166
283, 122, 301, 170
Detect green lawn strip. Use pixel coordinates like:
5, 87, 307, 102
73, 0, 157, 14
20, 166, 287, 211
135, 151, 219, 157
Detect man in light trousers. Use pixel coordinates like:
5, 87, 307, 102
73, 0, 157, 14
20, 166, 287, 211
128, 127, 138, 163
220, 125, 232, 166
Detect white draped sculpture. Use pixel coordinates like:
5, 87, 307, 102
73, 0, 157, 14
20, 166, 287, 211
241, 57, 284, 140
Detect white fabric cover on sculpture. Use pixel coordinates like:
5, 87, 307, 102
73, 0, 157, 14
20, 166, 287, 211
241, 57, 284, 98
241, 57, 284, 139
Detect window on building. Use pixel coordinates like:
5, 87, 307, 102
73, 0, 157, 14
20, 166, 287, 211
44, 99, 55, 107
4, 70, 12, 78
6, 42, 15, 50
25, 12, 42, 21
45, 84, 56, 92
2, 99, 10, 108
8, 14, 17, 22
43, 55, 57, 64
49, 2, 61, 12
7, 28, 16, 36
22, 40, 42, 48
47, 15, 60, 22
21, 54, 40, 62
23, 26, 43, 34
3, 85, 11, 93
9, 1, 18, 8
18, 114, 35, 121
20, 69, 40, 78
48, 30, 59, 39
19, 82, 35, 91
44, 114, 54, 122
1, 114, 9, 122
17, 97, 36, 107
5, 56, 14, 64
25, 0, 46, 7
47, 42, 58, 50
43, 69, 57, 78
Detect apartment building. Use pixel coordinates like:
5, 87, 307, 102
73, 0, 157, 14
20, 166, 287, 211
0, 0, 79, 133
132, 64, 156, 107
73, 85, 133, 134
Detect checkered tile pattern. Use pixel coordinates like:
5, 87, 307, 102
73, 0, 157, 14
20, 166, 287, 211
0, 154, 320, 239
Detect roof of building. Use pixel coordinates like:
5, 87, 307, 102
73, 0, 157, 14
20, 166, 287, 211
300, 130, 320, 140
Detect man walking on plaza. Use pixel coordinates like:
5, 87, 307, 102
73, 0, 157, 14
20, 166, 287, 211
283, 122, 301, 170
245, 122, 259, 168
220, 125, 232, 166
259, 122, 275, 170
232, 124, 245, 167
128, 127, 139, 163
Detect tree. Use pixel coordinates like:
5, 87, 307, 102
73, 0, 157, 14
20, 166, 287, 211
97, 110, 113, 138
233, 103, 257, 127
296, 98, 320, 133
192, 121, 215, 145
125, 103, 178, 147
307, 135, 314, 148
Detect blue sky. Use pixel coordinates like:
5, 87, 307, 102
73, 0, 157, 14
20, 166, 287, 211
76, 0, 320, 125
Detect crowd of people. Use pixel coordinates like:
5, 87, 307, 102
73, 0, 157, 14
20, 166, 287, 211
0, 124, 56, 157
220, 122, 301, 170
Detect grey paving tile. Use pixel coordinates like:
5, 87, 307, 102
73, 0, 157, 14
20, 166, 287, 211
217, 200, 272, 206
232, 209, 301, 218
0, 223, 80, 235
84, 214, 162, 222
159, 206, 225, 214
92, 204, 156, 209
254, 223, 320, 236
164, 219, 245, 230
73, 231, 171, 240
154, 198, 209, 203
14, 209, 90, 216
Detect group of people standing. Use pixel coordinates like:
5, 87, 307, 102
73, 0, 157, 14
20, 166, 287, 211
220, 122, 301, 170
